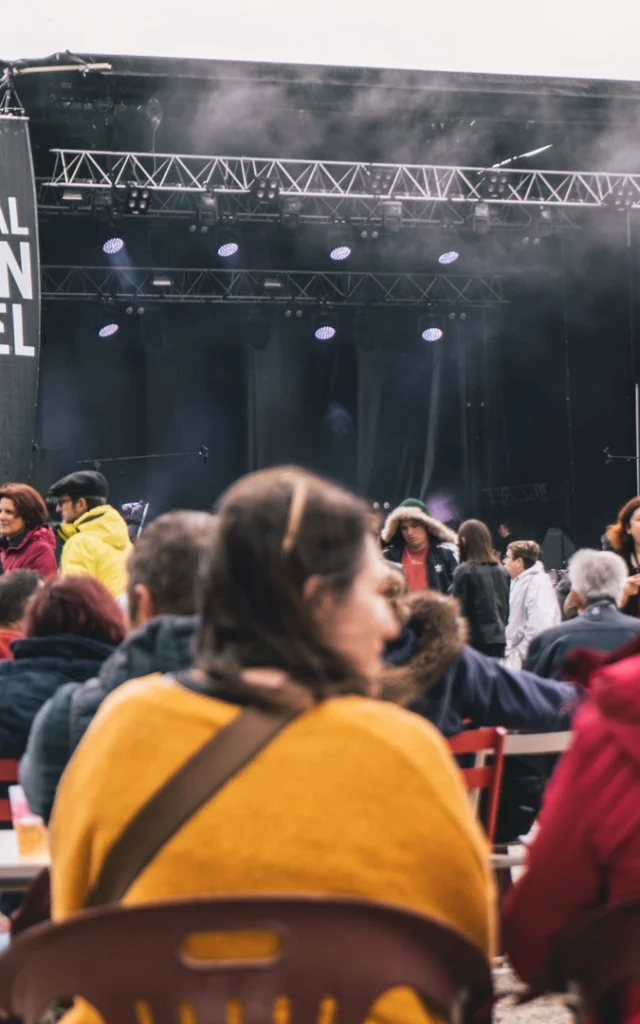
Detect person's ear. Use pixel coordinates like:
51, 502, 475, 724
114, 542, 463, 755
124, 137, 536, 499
303, 575, 334, 623
569, 589, 585, 612
130, 584, 155, 627
75, 497, 88, 516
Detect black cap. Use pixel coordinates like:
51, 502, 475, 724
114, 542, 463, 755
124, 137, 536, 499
49, 470, 109, 501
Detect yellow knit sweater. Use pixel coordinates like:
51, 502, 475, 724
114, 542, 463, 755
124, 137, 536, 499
51, 675, 495, 1024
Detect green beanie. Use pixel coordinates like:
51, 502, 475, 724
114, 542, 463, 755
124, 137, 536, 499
398, 498, 430, 515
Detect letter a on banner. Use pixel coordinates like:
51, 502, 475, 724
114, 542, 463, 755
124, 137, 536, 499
0, 115, 40, 482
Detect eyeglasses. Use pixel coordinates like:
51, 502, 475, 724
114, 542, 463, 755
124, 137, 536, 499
56, 498, 74, 507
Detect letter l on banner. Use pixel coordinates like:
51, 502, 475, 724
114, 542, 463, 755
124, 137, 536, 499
0, 115, 40, 483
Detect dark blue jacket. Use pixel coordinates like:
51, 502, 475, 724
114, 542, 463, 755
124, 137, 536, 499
383, 591, 577, 737
523, 599, 640, 679
21, 615, 196, 823
0, 634, 115, 760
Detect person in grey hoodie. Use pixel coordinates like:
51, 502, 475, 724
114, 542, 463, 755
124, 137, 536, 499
504, 540, 561, 670
20, 509, 215, 823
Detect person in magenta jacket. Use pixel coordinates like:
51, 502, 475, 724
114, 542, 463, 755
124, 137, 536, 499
0, 483, 57, 577
502, 638, 640, 1022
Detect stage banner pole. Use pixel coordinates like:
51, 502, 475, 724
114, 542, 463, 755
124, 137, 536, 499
0, 114, 40, 484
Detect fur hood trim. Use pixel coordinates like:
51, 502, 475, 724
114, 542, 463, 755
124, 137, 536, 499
381, 591, 466, 706
381, 505, 458, 547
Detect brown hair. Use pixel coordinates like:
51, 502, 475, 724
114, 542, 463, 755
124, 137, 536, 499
127, 510, 217, 619
195, 466, 373, 708
508, 540, 540, 571
25, 576, 126, 646
0, 483, 48, 531
606, 497, 640, 554
458, 519, 499, 565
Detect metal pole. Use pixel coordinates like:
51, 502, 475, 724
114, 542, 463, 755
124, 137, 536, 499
636, 383, 640, 495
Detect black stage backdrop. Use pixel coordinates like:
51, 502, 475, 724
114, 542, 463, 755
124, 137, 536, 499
37, 230, 640, 546
0, 116, 40, 483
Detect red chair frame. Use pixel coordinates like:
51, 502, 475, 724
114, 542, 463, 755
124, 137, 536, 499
448, 727, 507, 843
0, 759, 19, 824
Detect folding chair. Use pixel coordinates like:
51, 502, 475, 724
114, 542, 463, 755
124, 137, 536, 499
0, 895, 493, 1024
448, 727, 507, 844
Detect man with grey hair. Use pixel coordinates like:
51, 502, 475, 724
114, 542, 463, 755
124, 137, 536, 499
524, 549, 640, 678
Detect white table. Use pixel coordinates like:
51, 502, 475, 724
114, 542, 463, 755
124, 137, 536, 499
0, 831, 49, 891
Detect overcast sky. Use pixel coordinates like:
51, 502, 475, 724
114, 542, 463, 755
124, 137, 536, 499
3, 0, 640, 83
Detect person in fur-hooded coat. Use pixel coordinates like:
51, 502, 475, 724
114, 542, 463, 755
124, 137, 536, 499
381, 581, 578, 738
381, 576, 580, 841
381, 498, 458, 594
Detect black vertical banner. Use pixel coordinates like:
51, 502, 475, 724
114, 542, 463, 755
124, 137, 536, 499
0, 115, 40, 483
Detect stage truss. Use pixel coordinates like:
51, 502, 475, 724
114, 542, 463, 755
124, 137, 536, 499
37, 147, 640, 228
41, 266, 508, 306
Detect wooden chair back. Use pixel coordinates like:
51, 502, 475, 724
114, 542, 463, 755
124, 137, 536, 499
0, 894, 493, 1024
448, 727, 507, 843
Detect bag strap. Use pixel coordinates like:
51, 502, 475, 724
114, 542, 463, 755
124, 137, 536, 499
85, 687, 299, 909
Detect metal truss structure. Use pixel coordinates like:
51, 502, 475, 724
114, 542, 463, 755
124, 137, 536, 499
41, 149, 640, 215
41, 266, 508, 306
483, 483, 550, 504
37, 182, 580, 230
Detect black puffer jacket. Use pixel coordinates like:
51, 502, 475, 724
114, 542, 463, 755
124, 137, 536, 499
0, 634, 114, 760
20, 615, 196, 823
451, 561, 510, 651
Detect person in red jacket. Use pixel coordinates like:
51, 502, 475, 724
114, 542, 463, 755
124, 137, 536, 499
502, 640, 640, 1022
0, 484, 57, 577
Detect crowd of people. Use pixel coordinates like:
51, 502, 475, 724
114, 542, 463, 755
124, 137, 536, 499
0, 466, 639, 1020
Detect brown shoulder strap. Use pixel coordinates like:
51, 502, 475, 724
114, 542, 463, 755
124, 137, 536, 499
85, 702, 299, 909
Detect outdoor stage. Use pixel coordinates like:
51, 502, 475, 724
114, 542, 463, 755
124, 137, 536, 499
3, 55, 640, 545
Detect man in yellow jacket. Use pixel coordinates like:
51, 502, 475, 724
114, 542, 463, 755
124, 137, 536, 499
48, 471, 132, 599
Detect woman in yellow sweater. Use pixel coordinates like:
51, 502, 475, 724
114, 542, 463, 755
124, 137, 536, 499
50, 466, 495, 1024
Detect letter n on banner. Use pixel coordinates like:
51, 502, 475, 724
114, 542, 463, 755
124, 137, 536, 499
0, 115, 40, 483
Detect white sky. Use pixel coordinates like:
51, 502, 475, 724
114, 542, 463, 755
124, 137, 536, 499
3, 0, 640, 83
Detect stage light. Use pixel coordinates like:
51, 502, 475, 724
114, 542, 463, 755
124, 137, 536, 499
330, 245, 351, 261
328, 224, 352, 261
198, 193, 219, 229
438, 250, 459, 265
102, 237, 124, 255
423, 327, 443, 342
313, 311, 338, 341
151, 275, 174, 288
315, 324, 337, 340
380, 200, 403, 233
280, 196, 302, 227
62, 189, 83, 204
98, 323, 119, 338
218, 241, 239, 258
126, 186, 151, 215
262, 276, 285, 292
419, 312, 444, 342
472, 202, 491, 235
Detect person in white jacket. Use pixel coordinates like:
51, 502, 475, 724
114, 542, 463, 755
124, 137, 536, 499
504, 540, 561, 669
